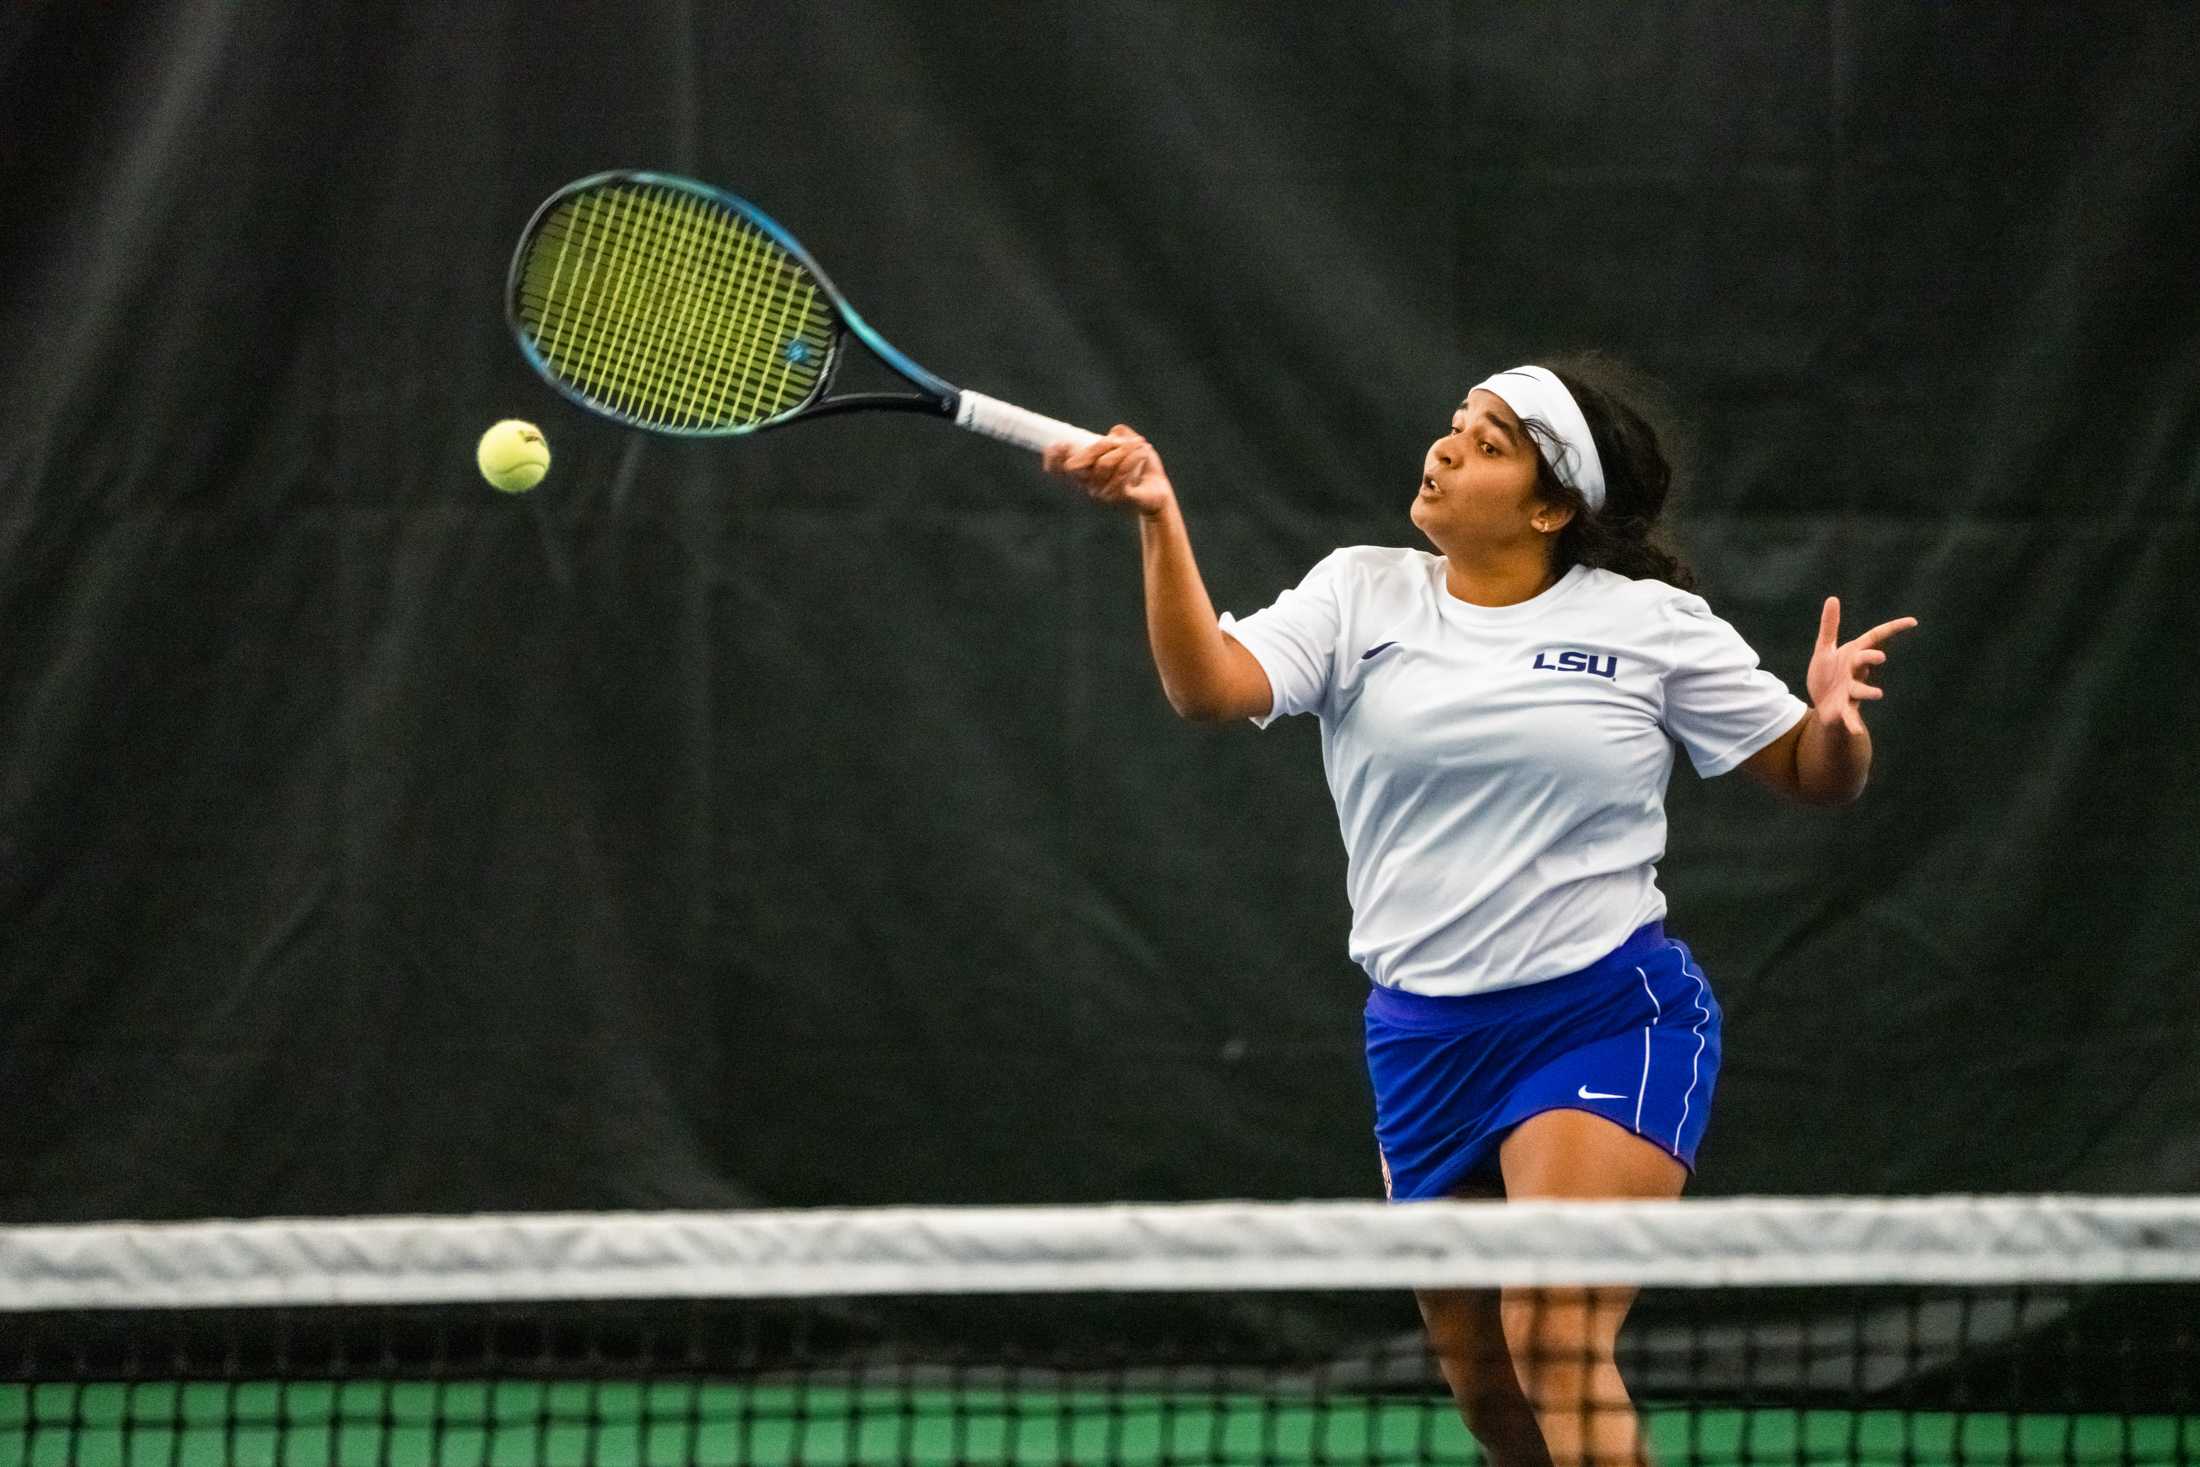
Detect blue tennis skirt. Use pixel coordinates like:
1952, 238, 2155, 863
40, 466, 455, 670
1365, 921, 1722, 1201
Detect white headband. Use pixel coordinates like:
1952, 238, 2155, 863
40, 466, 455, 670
1472, 365, 1607, 512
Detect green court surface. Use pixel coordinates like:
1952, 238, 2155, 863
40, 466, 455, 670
5, 1382, 2195, 1467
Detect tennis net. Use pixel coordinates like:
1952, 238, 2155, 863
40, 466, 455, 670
5, 1197, 2196, 1466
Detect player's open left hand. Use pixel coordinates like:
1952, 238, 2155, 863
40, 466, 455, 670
1807, 597, 1918, 737
1044, 426, 1176, 518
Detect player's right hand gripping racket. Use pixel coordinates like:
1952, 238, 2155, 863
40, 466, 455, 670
506, 171, 1100, 454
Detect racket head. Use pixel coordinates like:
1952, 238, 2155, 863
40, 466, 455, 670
508, 172, 921, 436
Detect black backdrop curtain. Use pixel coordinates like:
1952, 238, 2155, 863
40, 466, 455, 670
2, 3, 2195, 1224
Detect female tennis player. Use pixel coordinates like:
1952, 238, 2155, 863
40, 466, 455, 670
1044, 356, 1917, 1467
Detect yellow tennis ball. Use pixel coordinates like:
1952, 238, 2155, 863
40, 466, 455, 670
477, 419, 550, 493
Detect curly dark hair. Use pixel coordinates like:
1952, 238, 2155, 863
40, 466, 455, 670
1512, 352, 1698, 593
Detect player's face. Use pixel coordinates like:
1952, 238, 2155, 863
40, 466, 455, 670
1409, 389, 1547, 550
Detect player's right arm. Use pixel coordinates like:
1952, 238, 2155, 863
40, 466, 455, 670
1045, 428, 1273, 724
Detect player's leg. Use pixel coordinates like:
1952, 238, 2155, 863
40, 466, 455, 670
1415, 1284, 1558, 1467
1414, 1179, 1555, 1467
1498, 1110, 1688, 1467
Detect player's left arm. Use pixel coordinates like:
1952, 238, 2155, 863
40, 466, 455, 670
1740, 597, 1919, 806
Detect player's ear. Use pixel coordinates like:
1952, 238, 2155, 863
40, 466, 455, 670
1533, 505, 1576, 536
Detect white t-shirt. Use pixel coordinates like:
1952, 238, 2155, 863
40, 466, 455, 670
1219, 547, 1808, 996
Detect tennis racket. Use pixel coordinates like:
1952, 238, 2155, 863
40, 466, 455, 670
505, 170, 1100, 454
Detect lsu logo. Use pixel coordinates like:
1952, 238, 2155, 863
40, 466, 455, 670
1532, 648, 1619, 680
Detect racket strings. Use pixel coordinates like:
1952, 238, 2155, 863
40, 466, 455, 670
543, 189, 820, 425
534, 190, 823, 426
515, 183, 833, 430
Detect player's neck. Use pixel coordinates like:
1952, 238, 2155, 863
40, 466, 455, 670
1441, 547, 1562, 609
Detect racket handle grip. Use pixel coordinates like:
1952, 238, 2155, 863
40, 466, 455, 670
954, 391, 1101, 455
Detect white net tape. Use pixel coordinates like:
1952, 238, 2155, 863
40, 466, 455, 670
5, 1196, 2198, 1312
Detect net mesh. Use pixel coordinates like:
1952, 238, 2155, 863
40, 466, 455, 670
5, 1199, 2196, 1467
511, 180, 836, 432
